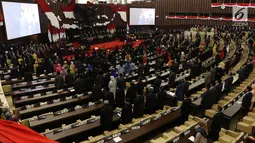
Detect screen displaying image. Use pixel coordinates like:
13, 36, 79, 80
2, 2, 41, 40
130, 8, 155, 25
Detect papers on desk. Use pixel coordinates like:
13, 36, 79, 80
113, 137, 122, 143
233, 74, 239, 84
188, 136, 195, 142
167, 91, 175, 96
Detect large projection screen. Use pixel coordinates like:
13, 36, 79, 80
129, 8, 155, 25
2, 1, 41, 40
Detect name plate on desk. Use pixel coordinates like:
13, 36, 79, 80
112, 132, 121, 138
96, 140, 104, 143
12, 78, 18, 81
244, 133, 248, 139
140, 119, 151, 126
41, 79, 46, 82
48, 84, 55, 87
34, 93, 41, 97
131, 125, 140, 130
153, 114, 161, 121
51, 78, 55, 81
46, 91, 53, 94
1, 79, 6, 82
68, 87, 73, 90
40, 74, 45, 77
48, 73, 53, 75
184, 130, 191, 136
172, 136, 180, 143
32, 81, 37, 84
195, 124, 200, 129
57, 89, 63, 92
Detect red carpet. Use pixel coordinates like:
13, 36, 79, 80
0, 120, 58, 143
90, 39, 143, 50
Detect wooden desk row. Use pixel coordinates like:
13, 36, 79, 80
81, 107, 181, 143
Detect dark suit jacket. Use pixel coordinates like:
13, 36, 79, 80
145, 93, 157, 114
24, 72, 33, 82
117, 77, 125, 90
121, 103, 133, 124
136, 81, 144, 95
133, 95, 144, 118
176, 82, 184, 101
65, 73, 74, 87
181, 98, 191, 122
55, 75, 64, 89
211, 112, 224, 131
153, 78, 162, 93
100, 105, 113, 131
144, 64, 150, 76
92, 85, 102, 101
224, 76, 233, 92
126, 85, 137, 104
115, 88, 125, 108
11, 68, 19, 78
201, 90, 212, 109
157, 90, 167, 110
74, 78, 85, 94
104, 92, 114, 105
242, 92, 253, 111
168, 72, 176, 87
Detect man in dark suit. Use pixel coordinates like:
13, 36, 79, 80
153, 75, 162, 93
242, 86, 253, 116
115, 87, 125, 108
168, 72, 176, 88
116, 74, 125, 90
126, 82, 137, 104
121, 102, 133, 124
138, 62, 144, 78
24, 72, 33, 82
136, 77, 144, 95
65, 69, 74, 87
144, 63, 150, 76
104, 91, 114, 105
209, 106, 224, 141
157, 89, 167, 110
133, 94, 144, 118
145, 88, 157, 114
176, 80, 184, 101
180, 93, 191, 123
92, 84, 102, 103
10, 67, 19, 78
201, 84, 213, 111
100, 100, 113, 131
55, 72, 64, 89
74, 74, 86, 94
224, 73, 234, 93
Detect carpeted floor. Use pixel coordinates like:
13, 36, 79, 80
90, 39, 143, 50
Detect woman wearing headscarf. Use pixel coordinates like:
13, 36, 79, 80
55, 64, 62, 75
180, 51, 186, 63
108, 76, 117, 97
70, 61, 76, 77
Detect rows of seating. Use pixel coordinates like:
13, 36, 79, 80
81, 106, 180, 143
27, 46, 215, 141
77, 35, 231, 143
150, 115, 203, 143
205, 43, 251, 118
